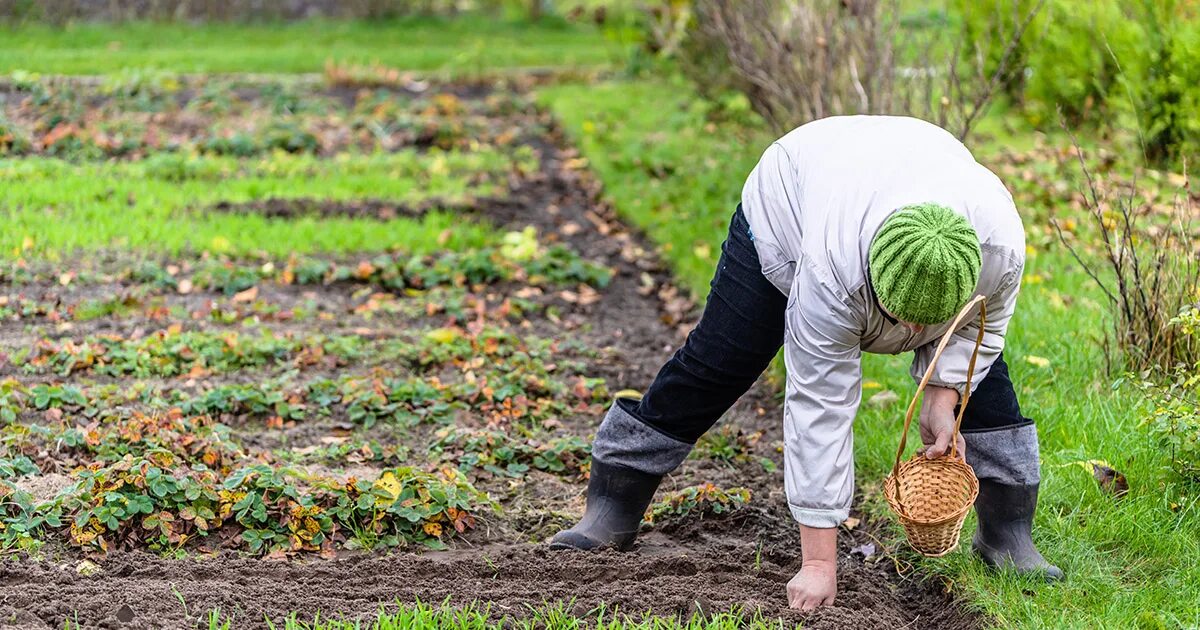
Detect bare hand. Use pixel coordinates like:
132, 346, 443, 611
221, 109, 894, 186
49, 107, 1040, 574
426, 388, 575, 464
787, 560, 837, 610
918, 385, 966, 460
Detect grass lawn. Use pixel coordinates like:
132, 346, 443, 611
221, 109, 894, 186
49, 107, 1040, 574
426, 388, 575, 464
0, 16, 631, 76
0, 151, 506, 258
540, 79, 1200, 629
265, 603, 784, 630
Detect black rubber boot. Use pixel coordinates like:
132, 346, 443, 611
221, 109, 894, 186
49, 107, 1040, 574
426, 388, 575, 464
972, 480, 1064, 581
549, 459, 662, 551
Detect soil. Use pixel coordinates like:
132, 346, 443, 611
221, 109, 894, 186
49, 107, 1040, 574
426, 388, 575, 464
0, 82, 983, 630
210, 197, 483, 221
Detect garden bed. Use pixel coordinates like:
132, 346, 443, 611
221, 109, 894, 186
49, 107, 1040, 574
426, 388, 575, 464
0, 77, 979, 629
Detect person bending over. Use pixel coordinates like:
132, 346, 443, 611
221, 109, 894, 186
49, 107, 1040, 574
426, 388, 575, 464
550, 115, 1063, 609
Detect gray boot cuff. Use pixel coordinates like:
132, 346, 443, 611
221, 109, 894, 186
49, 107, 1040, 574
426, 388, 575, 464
590, 400, 692, 476
963, 422, 1042, 485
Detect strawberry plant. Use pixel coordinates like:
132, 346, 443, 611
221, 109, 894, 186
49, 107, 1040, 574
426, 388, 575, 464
0, 481, 62, 550
0, 456, 38, 479
24, 328, 363, 377
62, 453, 223, 551
692, 425, 763, 464
0, 379, 28, 424
31, 384, 89, 411
0, 113, 32, 155
327, 466, 494, 551
432, 428, 590, 478
180, 382, 306, 422
223, 464, 334, 552
643, 483, 752, 526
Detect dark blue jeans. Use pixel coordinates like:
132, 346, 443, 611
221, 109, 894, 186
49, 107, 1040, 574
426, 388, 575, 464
631, 205, 1031, 443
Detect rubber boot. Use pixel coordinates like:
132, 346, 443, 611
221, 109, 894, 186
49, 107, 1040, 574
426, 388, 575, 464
549, 459, 662, 551
972, 479, 1064, 581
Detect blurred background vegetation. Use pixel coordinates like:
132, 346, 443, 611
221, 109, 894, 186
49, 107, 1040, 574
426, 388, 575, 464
4, 0, 1199, 166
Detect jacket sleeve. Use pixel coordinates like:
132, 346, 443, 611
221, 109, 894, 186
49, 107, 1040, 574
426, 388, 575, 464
783, 261, 864, 528
910, 254, 1024, 394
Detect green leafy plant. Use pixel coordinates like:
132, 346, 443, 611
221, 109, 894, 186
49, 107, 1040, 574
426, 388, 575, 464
644, 483, 751, 526
0, 481, 62, 550
692, 425, 761, 464
1138, 361, 1200, 481
0, 456, 39, 479
433, 427, 590, 477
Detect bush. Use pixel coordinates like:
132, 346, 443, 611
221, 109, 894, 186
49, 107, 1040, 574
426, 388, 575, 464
677, 0, 1042, 141
1124, 0, 1200, 165
1053, 139, 1200, 373
1020, 0, 1134, 126
992, 0, 1200, 166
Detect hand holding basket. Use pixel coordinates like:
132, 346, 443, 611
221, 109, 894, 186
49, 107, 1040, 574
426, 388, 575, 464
883, 295, 987, 557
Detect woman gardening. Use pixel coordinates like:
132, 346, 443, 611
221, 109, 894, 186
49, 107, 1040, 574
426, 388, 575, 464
550, 115, 1063, 609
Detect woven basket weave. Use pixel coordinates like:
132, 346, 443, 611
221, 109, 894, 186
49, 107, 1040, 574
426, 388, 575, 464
884, 295, 986, 557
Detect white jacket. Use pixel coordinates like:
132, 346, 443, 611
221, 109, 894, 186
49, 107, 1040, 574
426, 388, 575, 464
740, 116, 1025, 528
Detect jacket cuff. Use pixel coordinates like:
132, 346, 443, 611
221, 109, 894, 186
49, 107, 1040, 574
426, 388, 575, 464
788, 504, 849, 528
926, 379, 968, 396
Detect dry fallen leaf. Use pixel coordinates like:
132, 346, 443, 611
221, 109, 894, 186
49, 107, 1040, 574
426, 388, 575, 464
1025, 355, 1051, 368
1062, 459, 1129, 498
1091, 463, 1129, 498
232, 286, 258, 303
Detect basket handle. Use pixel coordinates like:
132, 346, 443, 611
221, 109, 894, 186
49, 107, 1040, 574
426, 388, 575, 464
890, 294, 988, 480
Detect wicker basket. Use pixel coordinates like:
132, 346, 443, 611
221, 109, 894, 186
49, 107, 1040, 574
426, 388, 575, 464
884, 295, 986, 557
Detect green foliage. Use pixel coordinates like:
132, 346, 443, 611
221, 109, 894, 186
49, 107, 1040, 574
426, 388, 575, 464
22, 329, 363, 377
271, 600, 792, 630
330, 466, 495, 551
643, 483, 750, 526
1138, 327, 1200, 481
336, 374, 458, 429
180, 382, 305, 422
1124, 0, 1200, 164
433, 427, 591, 477
0, 480, 62, 549
0, 17, 623, 76
691, 424, 761, 464
1143, 385, 1200, 480
1019, 0, 1132, 125
0, 455, 38, 479
43, 455, 495, 554
0, 113, 31, 155
988, 0, 1200, 164
0, 378, 27, 424
30, 383, 87, 410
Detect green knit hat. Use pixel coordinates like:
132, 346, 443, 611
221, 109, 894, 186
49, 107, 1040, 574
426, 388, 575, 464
869, 202, 981, 325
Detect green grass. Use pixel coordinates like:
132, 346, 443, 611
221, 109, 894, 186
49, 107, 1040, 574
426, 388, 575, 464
0, 16, 631, 76
0, 150, 512, 258
540, 78, 1200, 629
266, 601, 787, 630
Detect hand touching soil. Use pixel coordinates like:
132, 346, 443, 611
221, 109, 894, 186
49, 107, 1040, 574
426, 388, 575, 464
918, 385, 967, 460
791, 525, 839, 610
788, 560, 838, 610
